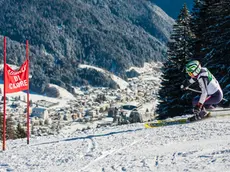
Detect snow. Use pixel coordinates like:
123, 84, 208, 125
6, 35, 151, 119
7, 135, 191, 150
0, 116, 230, 172
48, 84, 75, 100
79, 64, 129, 90
0, 64, 19, 70
0, 63, 76, 109
0, 82, 73, 109
0, 62, 229, 171
126, 62, 161, 74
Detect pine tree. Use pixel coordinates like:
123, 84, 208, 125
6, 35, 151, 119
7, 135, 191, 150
156, 4, 194, 119
16, 123, 26, 139
6, 117, 16, 140
202, 0, 230, 100
0, 113, 3, 140
220, 0, 230, 100
190, 0, 230, 101
30, 99, 33, 107
190, 0, 206, 60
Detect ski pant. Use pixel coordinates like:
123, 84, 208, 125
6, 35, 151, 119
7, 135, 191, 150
192, 89, 223, 107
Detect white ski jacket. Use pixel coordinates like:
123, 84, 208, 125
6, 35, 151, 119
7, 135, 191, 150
189, 67, 222, 105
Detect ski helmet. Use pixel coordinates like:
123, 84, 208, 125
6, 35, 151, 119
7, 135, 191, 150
186, 60, 201, 77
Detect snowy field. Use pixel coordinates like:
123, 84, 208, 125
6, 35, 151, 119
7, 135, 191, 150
1, 116, 230, 172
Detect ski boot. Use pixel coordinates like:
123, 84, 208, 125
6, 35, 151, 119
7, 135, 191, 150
199, 107, 209, 118
189, 107, 209, 122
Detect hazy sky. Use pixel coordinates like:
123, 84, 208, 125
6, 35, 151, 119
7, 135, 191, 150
153, 0, 193, 19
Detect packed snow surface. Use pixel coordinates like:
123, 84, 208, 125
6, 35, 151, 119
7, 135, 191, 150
1, 116, 230, 172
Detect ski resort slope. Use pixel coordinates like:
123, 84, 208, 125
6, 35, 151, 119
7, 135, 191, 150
1, 116, 230, 172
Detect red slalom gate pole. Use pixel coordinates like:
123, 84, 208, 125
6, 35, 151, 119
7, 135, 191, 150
26, 40, 30, 144
3, 36, 7, 151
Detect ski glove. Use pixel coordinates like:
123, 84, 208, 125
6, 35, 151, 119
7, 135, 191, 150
180, 85, 188, 91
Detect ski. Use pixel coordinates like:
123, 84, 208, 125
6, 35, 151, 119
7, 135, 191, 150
144, 118, 189, 128
144, 108, 230, 128
144, 115, 209, 128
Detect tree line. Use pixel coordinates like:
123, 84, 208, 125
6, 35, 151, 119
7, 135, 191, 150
0, 0, 172, 94
0, 113, 26, 140
157, 0, 230, 119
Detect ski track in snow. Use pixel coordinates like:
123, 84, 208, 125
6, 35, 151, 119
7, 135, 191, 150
0, 117, 230, 172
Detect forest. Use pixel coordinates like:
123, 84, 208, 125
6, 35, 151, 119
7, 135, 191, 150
157, 0, 230, 118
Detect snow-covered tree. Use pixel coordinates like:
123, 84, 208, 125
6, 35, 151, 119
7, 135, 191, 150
202, 0, 230, 100
156, 4, 194, 119
6, 117, 16, 140
190, 0, 206, 61
190, 0, 230, 101
0, 113, 3, 140
16, 123, 26, 139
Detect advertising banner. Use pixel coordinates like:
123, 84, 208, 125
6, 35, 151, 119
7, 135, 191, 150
4, 59, 29, 93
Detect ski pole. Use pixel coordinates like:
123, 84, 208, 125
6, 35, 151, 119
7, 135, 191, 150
185, 87, 201, 93
180, 84, 197, 92
183, 86, 228, 101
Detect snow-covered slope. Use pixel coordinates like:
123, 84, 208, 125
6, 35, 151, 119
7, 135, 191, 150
0, 63, 76, 108
1, 116, 230, 172
0, 80, 76, 109
79, 64, 129, 90
126, 62, 161, 74
48, 84, 76, 100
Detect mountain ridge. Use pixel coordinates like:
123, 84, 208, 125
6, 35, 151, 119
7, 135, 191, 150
0, 0, 174, 93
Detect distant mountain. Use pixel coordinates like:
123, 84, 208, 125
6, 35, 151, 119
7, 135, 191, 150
151, 0, 194, 19
0, 0, 174, 93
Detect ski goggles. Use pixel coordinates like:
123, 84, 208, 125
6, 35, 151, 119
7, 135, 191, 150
187, 71, 195, 77
187, 69, 200, 77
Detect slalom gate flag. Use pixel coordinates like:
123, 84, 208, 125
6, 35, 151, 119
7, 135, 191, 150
4, 59, 29, 93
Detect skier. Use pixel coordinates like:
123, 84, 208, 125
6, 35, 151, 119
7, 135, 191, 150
185, 60, 223, 120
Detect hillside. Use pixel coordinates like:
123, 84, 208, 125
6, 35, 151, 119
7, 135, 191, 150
0, 61, 161, 138
0, 116, 230, 171
0, 0, 174, 93
0, 62, 129, 98
78, 64, 129, 90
